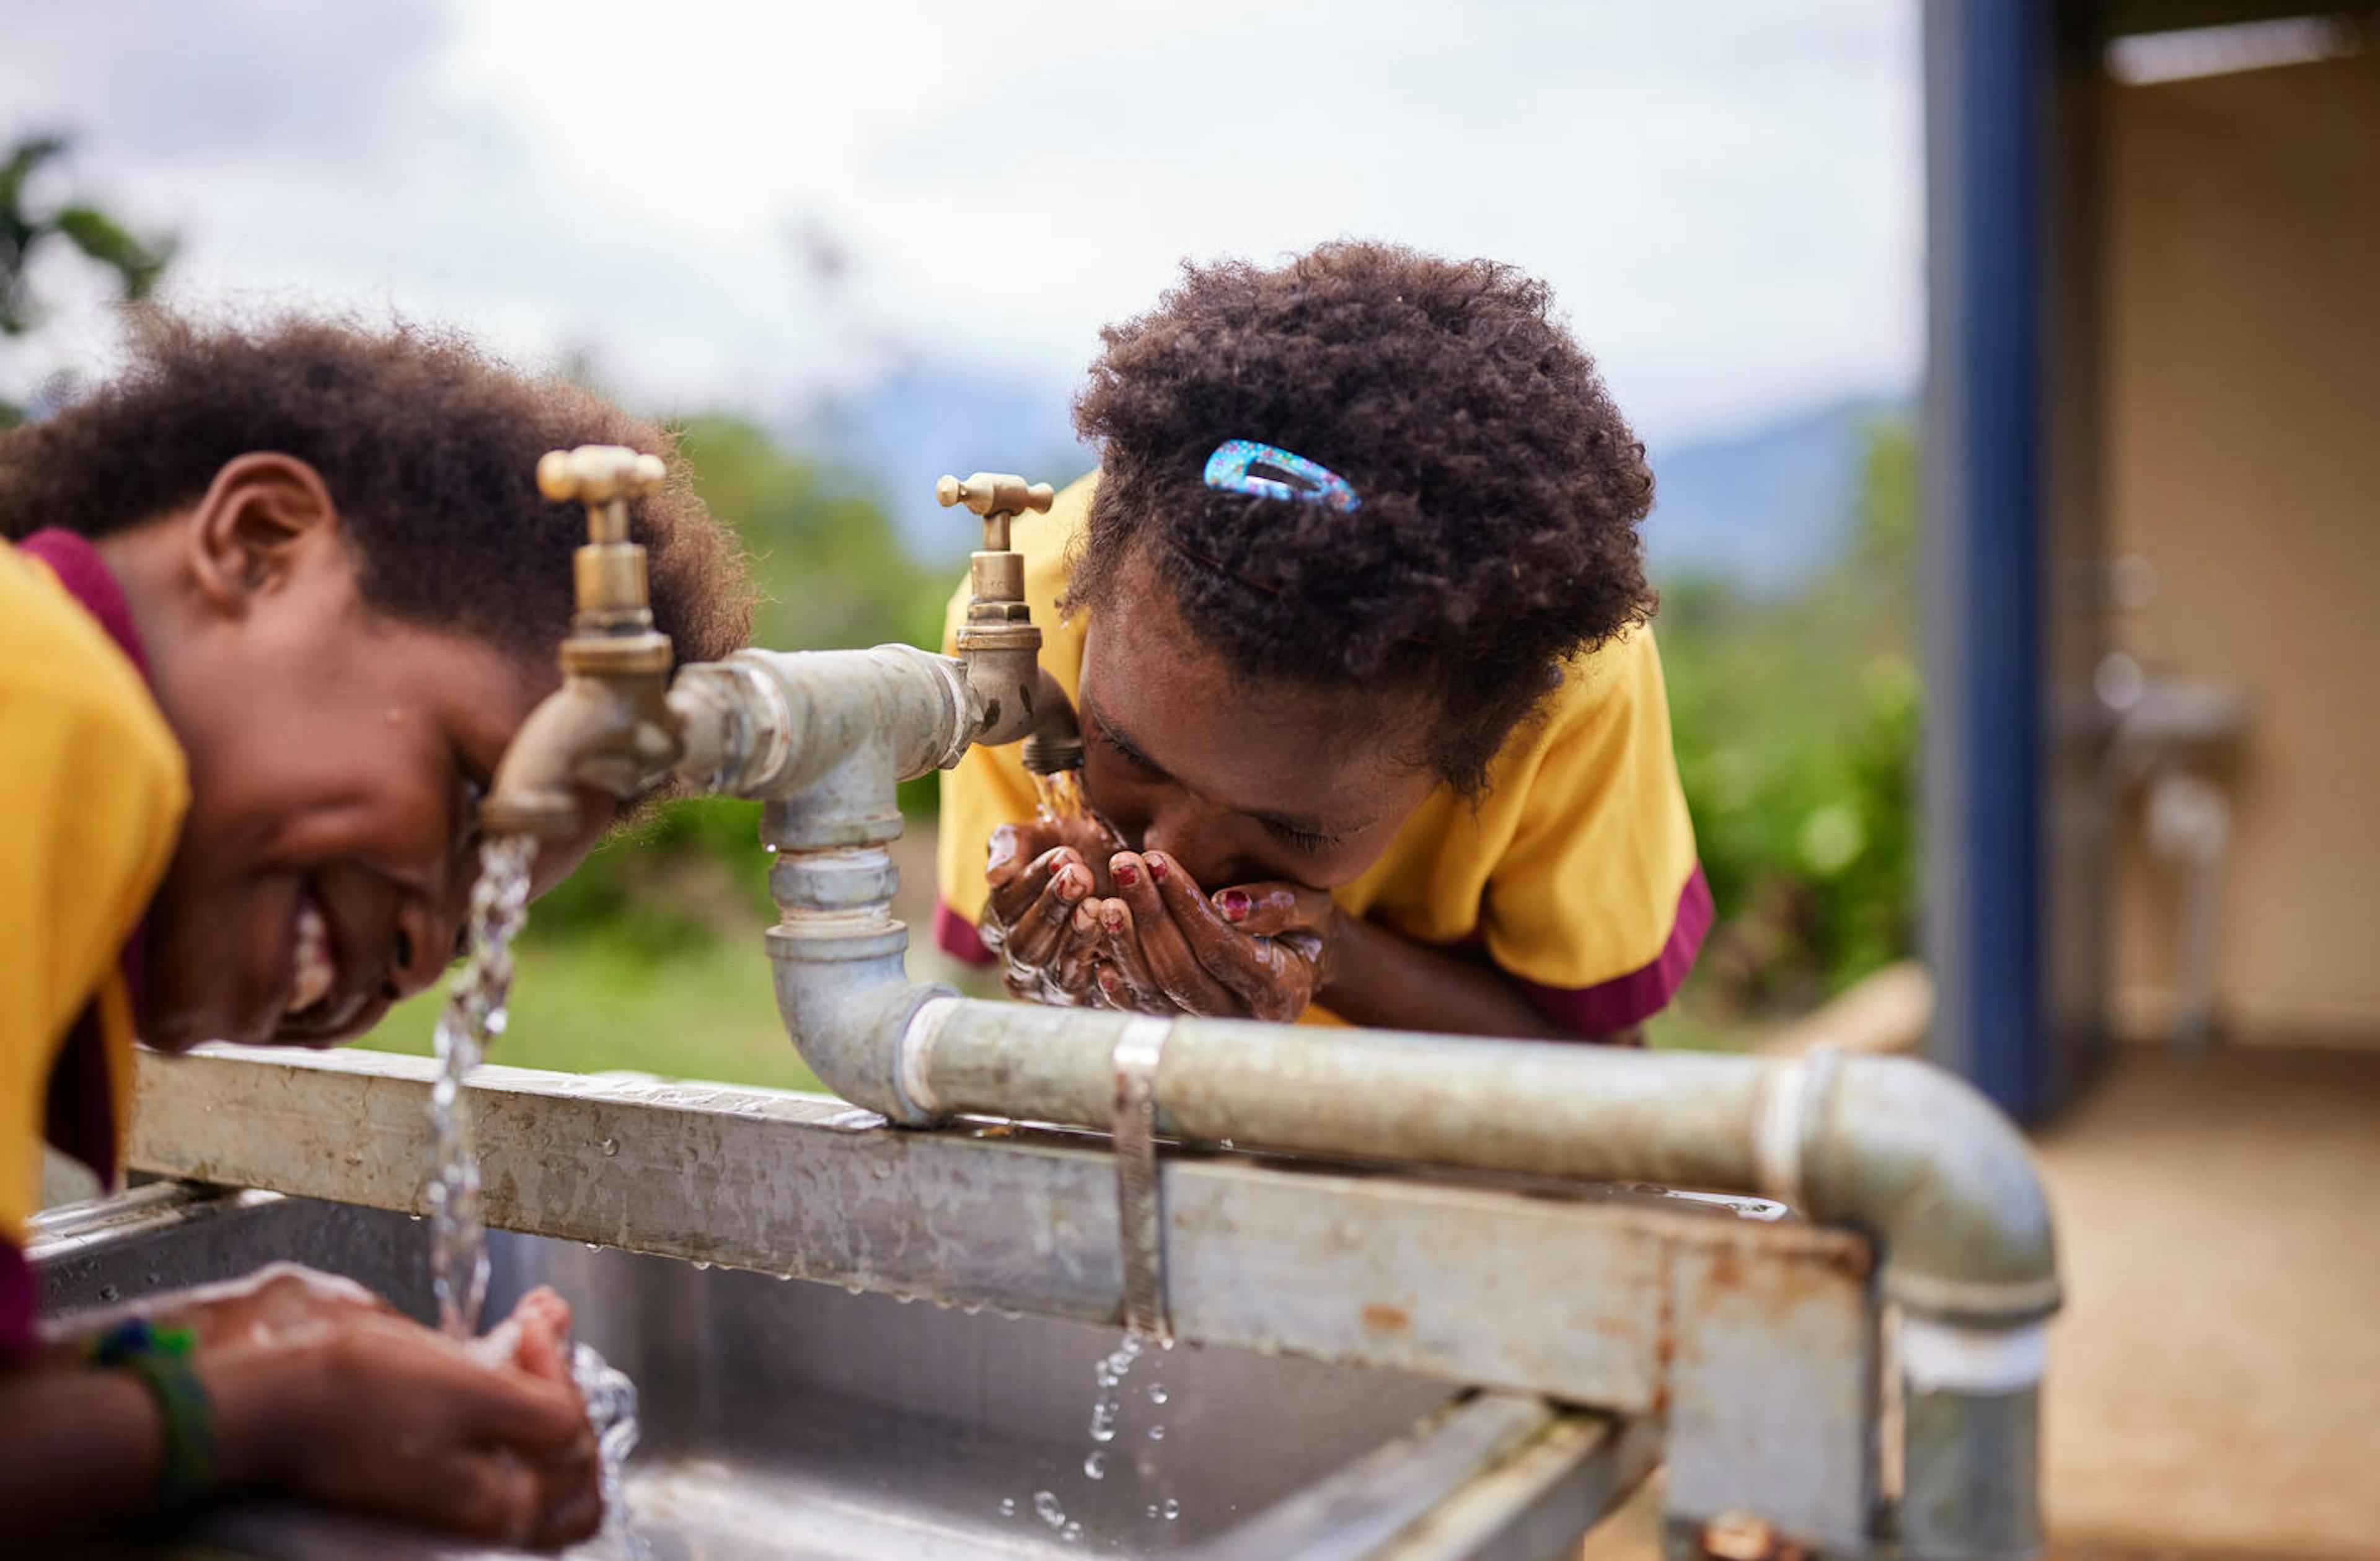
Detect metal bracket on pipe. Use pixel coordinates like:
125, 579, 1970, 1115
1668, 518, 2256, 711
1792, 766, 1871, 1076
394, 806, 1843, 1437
1111, 1015, 1175, 1342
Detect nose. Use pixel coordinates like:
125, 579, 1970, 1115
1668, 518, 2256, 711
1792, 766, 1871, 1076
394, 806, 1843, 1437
1139, 799, 1239, 889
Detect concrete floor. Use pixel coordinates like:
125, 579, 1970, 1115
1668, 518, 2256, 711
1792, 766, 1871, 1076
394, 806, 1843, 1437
2032, 1043, 2380, 1559
1582, 1042, 2380, 1560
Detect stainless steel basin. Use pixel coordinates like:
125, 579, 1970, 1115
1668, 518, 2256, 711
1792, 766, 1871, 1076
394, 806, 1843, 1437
36, 1185, 1644, 1559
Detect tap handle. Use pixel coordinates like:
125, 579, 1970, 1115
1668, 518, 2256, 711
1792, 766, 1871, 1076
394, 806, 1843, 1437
937, 472, 1054, 552
539, 445, 667, 542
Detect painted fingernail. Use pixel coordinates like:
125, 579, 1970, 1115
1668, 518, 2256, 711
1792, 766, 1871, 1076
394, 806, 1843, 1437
1103, 905, 1127, 932
1099, 969, 1121, 993
1113, 857, 1140, 887
1057, 867, 1083, 899
1074, 904, 1098, 934
1219, 890, 1251, 922
1147, 854, 1170, 882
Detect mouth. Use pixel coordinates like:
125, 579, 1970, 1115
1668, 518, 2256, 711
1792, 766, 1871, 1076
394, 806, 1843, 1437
282, 888, 341, 1025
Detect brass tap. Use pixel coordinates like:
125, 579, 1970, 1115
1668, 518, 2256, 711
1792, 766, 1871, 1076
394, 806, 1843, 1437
483, 446, 684, 838
937, 473, 1080, 771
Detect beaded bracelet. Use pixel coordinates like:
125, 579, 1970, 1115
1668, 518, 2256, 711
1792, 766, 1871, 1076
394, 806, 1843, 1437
92, 1318, 216, 1523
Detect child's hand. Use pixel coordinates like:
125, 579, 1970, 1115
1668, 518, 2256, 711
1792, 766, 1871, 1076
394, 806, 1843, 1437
211, 1291, 601, 1547
981, 818, 1122, 1006
1086, 851, 1340, 1022
162, 1262, 393, 1351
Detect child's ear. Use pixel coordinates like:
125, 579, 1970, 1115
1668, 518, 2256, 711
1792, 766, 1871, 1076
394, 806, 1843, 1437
185, 453, 342, 614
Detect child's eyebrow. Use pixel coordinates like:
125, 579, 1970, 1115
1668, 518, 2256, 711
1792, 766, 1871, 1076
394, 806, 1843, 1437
1083, 691, 1373, 842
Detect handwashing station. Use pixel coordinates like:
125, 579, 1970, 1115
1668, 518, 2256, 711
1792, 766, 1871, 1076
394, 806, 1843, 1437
34, 450, 2060, 1560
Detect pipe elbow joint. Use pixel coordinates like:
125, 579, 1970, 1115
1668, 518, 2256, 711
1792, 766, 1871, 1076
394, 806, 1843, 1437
764, 926, 950, 1126
1802, 1055, 2061, 1328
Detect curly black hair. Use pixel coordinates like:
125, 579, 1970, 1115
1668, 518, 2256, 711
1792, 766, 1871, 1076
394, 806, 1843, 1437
1067, 241, 1655, 794
0, 309, 751, 666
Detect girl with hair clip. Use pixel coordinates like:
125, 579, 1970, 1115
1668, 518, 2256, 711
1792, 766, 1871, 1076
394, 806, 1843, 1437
935, 242, 1708, 1042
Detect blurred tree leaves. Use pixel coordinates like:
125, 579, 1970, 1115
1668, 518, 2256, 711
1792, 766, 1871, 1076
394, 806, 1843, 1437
1659, 414, 1919, 1022
1, 134, 175, 426
526, 414, 954, 952
675, 413, 945, 655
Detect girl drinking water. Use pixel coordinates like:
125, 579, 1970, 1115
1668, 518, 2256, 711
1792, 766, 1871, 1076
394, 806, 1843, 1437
937, 242, 1707, 1041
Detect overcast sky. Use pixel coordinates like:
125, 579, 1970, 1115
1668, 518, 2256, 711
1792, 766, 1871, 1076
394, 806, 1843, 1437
0, 0, 1920, 451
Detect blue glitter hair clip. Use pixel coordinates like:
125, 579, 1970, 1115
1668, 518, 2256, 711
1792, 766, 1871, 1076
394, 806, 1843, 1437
1203, 440, 1361, 513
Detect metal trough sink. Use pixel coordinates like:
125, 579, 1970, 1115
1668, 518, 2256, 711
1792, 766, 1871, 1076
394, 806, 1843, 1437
35, 1183, 1649, 1560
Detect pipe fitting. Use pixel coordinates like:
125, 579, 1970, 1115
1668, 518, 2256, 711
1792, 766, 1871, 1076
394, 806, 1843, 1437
1797, 1055, 2061, 1328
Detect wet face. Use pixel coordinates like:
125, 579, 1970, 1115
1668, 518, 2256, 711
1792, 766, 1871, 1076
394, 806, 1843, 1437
99, 454, 612, 1053
1075, 544, 1443, 893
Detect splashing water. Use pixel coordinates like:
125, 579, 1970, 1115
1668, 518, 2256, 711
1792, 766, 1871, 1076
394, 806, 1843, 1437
573, 1341, 648, 1560
1088, 1331, 1145, 1446
428, 833, 536, 1338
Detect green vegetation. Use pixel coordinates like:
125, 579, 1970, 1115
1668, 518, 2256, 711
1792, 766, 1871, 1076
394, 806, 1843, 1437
1, 135, 175, 427
359, 412, 953, 1083
1647, 414, 1919, 1047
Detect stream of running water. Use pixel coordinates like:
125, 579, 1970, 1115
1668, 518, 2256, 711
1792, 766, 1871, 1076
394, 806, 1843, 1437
429, 833, 645, 1555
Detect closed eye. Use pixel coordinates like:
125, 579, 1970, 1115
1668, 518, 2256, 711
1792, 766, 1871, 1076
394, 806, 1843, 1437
1093, 722, 1163, 777
1258, 816, 1343, 854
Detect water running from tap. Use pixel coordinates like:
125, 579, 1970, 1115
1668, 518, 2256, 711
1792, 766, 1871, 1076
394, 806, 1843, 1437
430, 834, 646, 1555
1031, 767, 1090, 823
428, 833, 535, 1338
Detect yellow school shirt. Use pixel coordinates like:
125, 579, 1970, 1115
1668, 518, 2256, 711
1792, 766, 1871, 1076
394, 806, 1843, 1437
0, 536, 188, 1260
933, 475, 1709, 1034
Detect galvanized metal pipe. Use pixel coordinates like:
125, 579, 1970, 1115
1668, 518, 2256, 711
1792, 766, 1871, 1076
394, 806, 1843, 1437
708, 639, 2058, 1560
888, 999, 2059, 1323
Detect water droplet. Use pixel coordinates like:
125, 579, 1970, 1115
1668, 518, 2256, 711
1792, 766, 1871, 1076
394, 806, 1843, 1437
1083, 1450, 1106, 1480
1163, 1498, 1181, 1521
584, 1241, 601, 1252
844, 1283, 865, 1296
691, 1260, 713, 1271
1146, 1504, 1161, 1519
98, 1285, 118, 1302
998, 1497, 1016, 1518
1146, 1382, 1168, 1404
894, 1292, 915, 1305
1147, 1423, 1165, 1441
599, 1137, 620, 1157
1062, 1521, 1082, 1542
1088, 1401, 1119, 1443
1034, 1491, 1065, 1529
145, 1273, 160, 1286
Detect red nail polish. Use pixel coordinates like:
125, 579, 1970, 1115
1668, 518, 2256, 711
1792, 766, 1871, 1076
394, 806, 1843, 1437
1219, 890, 1250, 922
1147, 854, 1169, 882
1103, 906, 1126, 931
1113, 858, 1140, 887
1099, 970, 1119, 992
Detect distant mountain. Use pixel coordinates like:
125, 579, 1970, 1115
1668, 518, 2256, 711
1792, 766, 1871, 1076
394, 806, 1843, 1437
816, 364, 1908, 596
1642, 394, 1910, 597
806, 363, 1094, 565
